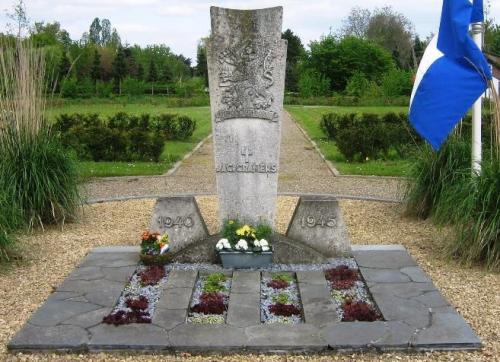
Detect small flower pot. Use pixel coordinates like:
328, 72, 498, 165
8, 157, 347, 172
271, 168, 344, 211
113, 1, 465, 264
140, 253, 172, 266
218, 249, 273, 269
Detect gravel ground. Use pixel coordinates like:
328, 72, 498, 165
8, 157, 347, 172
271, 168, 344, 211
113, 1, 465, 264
1, 197, 498, 362
83, 112, 404, 202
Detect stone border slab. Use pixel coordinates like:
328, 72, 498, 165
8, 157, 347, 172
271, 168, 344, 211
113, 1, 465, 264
8, 246, 481, 353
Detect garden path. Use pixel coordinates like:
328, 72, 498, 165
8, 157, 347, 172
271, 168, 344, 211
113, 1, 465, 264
84, 112, 404, 202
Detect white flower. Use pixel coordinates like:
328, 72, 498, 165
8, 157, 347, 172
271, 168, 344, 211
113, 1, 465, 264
216, 243, 224, 251
262, 245, 270, 252
260, 239, 269, 247
253, 239, 261, 248
236, 239, 248, 251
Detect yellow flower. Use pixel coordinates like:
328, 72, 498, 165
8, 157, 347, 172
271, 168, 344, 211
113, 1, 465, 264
229, 220, 234, 225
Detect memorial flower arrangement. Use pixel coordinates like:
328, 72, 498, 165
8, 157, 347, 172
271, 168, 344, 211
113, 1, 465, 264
139, 230, 172, 265
216, 219, 272, 253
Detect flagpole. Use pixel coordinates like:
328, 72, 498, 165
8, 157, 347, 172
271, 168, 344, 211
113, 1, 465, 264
471, 22, 483, 175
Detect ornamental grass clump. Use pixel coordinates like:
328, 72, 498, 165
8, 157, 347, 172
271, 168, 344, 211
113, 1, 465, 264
0, 39, 80, 253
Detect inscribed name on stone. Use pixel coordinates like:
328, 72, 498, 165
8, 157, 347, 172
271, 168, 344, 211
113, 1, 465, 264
207, 6, 287, 227
150, 197, 209, 254
286, 196, 351, 257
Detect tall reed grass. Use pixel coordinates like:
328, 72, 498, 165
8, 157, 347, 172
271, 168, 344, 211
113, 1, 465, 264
0, 40, 80, 261
405, 82, 500, 270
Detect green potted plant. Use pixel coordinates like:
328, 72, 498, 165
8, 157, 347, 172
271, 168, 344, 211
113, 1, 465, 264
140, 230, 172, 266
216, 220, 273, 268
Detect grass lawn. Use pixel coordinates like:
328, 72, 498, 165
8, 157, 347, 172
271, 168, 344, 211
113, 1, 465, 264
285, 105, 411, 177
47, 99, 212, 178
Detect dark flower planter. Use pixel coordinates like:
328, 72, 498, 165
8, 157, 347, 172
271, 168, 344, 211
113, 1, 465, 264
140, 253, 172, 266
218, 249, 273, 269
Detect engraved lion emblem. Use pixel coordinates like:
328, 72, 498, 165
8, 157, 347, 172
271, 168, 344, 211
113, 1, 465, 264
218, 39, 276, 111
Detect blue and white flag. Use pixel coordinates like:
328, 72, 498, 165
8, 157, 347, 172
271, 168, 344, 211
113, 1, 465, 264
409, 0, 492, 150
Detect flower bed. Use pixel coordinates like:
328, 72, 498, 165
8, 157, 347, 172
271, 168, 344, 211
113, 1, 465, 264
325, 265, 382, 322
187, 272, 232, 324
261, 272, 304, 324
103, 265, 169, 325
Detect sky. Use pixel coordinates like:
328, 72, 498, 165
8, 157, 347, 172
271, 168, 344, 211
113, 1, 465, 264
0, 0, 499, 63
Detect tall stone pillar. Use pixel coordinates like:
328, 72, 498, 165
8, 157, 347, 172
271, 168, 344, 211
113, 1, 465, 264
207, 6, 287, 227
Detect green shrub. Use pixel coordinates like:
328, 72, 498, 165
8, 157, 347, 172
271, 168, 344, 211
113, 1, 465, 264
154, 113, 177, 139
381, 69, 414, 97
122, 77, 146, 97
60, 77, 79, 98
0, 191, 23, 262
96, 81, 113, 98
438, 158, 500, 270
404, 136, 471, 219
298, 69, 331, 97
345, 72, 370, 97
174, 115, 196, 140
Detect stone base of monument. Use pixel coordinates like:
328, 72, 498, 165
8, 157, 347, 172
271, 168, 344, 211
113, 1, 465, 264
150, 195, 351, 266
9, 245, 482, 353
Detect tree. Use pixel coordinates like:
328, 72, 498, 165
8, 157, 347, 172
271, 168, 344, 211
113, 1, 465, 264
89, 18, 102, 44
366, 7, 416, 69
195, 39, 208, 87
112, 46, 127, 95
282, 29, 305, 92
147, 58, 158, 95
109, 29, 121, 48
6, 0, 29, 38
340, 7, 371, 38
307, 35, 394, 92
101, 19, 112, 45
91, 49, 102, 90
58, 52, 71, 82
137, 63, 145, 80
413, 35, 427, 65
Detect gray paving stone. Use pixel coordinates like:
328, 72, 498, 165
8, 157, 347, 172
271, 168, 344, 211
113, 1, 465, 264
101, 265, 137, 283
46, 291, 84, 302
227, 292, 260, 327
296, 272, 338, 326
169, 324, 246, 350
61, 307, 111, 328
57, 278, 125, 296
164, 270, 197, 289
67, 266, 105, 281
413, 291, 450, 308
79, 252, 138, 268
400, 266, 432, 283
8, 324, 89, 351
373, 294, 431, 329
245, 324, 326, 351
152, 309, 187, 330
413, 311, 481, 350
230, 271, 260, 293
321, 321, 387, 349
369, 282, 436, 299
88, 323, 169, 350
296, 270, 327, 285
92, 246, 140, 253
321, 321, 414, 350
157, 288, 193, 310
360, 268, 411, 283
28, 300, 101, 327
351, 245, 406, 252
353, 250, 417, 269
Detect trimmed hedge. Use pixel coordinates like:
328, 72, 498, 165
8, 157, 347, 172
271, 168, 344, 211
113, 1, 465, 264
320, 112, 421, 161
54, 112, 196, 162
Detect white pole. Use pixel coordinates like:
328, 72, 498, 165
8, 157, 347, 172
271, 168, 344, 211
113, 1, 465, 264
471, 22, 483, 175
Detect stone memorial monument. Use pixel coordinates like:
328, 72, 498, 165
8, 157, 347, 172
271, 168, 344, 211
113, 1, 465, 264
207, 6, 287, 227
148, 6, 351, 264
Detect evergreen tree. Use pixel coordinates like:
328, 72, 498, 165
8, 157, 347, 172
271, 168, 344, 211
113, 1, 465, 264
89, 17, 101, 44
147, 58, 158, 95
58, 52, 71, 80
91, 49, 101, 93
282, 29, 305, 92
100, 19, 111, 45
112, 46, 127, 95
137, 63, 144, 81
195, 40, 208, 87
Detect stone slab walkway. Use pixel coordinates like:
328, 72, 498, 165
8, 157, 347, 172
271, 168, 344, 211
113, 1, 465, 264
9, 246, 480, 353
84, 112, 403, 203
